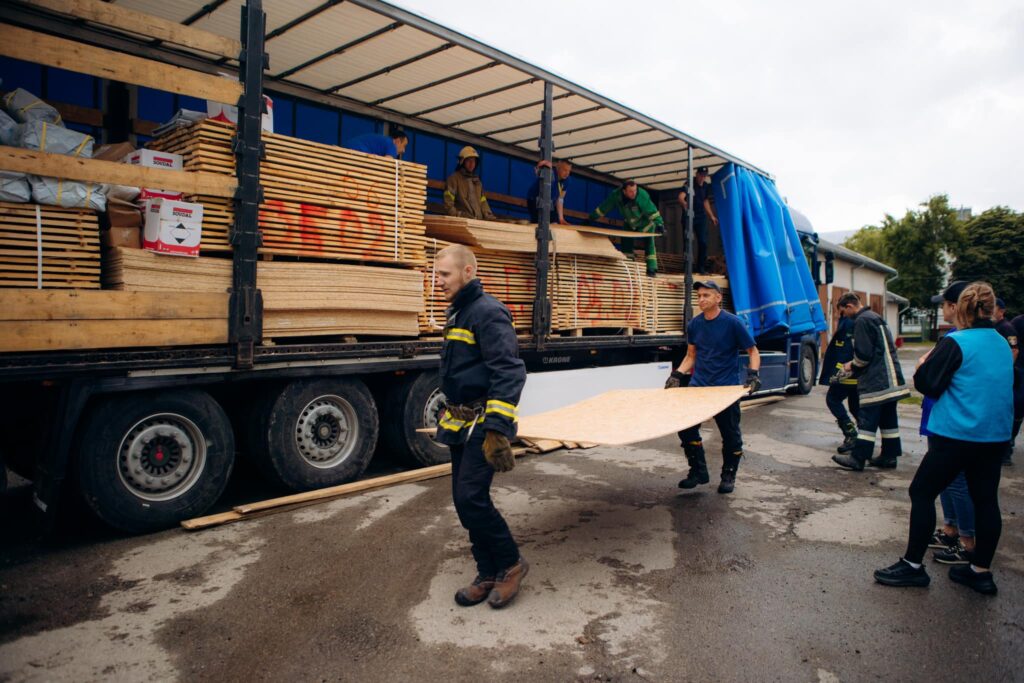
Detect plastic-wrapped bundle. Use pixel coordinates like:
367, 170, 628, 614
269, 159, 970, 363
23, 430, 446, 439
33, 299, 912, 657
0, 171, 31, 202
2, 88, 63, 125
17, 120, 93, 157
0, 109, 17, 146
29, 176, 106, 211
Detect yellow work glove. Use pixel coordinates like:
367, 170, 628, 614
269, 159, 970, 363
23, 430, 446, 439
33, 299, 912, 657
483, 431, 515, 473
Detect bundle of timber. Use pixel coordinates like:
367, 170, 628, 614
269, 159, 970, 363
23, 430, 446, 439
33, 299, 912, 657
149, 120, 428, 266
549, 255, 648, 332
0, 201, 100, 288
105, 247, 422, 338
424, 215, 623, 260
0, 289, 228, 353
421, 238, 536, 334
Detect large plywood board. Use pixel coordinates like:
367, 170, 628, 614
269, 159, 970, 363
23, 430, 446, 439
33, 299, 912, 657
514, 386, 749, 445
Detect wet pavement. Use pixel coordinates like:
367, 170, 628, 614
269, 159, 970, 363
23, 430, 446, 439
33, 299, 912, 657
1, 370, 1022, 681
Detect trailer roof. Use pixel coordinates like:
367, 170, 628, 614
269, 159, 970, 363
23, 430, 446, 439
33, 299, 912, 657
104, 0, 771, 189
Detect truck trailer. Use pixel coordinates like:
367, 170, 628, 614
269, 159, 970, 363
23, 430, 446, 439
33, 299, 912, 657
0, 0, 825, 533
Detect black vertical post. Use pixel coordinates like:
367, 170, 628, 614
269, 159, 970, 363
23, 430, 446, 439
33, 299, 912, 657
230, 0, 266, 369
532, 81, 554, 349
684, 145, 695, 329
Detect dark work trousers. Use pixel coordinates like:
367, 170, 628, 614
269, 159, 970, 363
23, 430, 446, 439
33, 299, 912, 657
678, 400, 742, 467
691, 213, 709, 273
905, 435, 1004, 567
825, 383, 860, 424
449, 434, 519, 578
851, 400, 901, 462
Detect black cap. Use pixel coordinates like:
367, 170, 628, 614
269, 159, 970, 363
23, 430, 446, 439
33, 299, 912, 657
694, 280, 722, 293
931, 280, 968, 304
996, 298, 1006, 309
696, 166, 709, 175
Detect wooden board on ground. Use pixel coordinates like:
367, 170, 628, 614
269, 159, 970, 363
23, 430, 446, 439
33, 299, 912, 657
513, 386, 750, 445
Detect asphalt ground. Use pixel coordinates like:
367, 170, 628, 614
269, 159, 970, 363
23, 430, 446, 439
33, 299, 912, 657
1, 354, 1022, 681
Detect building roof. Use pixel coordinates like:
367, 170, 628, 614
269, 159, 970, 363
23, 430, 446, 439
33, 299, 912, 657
76, 0, 773, 189
817, 238, 898, 276
887, 291, 910, 306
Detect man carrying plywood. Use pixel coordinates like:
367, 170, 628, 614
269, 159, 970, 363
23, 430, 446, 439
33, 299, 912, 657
665, 280, 761, 493
433, 244, 529, 609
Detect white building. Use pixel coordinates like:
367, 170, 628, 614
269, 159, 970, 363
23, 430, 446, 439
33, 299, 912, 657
813, 239, 906, 341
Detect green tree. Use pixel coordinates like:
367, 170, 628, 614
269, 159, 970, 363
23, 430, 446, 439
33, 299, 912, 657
952, 207, 1024, 310
843, 194, 963, 310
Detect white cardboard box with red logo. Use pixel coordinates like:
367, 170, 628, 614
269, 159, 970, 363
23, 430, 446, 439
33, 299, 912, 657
143, 198, 203, 257
207, 94, 274, 133
125, 149, 184, 201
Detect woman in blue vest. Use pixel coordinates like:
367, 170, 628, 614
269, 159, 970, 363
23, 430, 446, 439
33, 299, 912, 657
874, 282, 1016, 594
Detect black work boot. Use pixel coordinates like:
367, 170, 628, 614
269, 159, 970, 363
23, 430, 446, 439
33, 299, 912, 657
718, 451, 741, 494
678, 443, 710, 489
837, 420, 858, 454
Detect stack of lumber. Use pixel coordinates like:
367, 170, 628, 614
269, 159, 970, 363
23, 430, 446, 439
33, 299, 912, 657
0, 202, 100, 289
549, 255, 648, 331
421, 238, 536, 333
638, 273, 732, 333
149, 120, 429, 266
0, 289, 227, 352
424, 215, 623, 260
104, 247, 423, 338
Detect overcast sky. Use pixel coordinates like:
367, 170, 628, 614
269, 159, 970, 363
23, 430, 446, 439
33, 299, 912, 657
396, 0, 1023, 235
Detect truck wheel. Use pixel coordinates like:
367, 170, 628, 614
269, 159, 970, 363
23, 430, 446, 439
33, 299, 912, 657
253, 378, 378, 491
794, 343, 817, 395
380, 371, 450, 468
76, 390, 235, 533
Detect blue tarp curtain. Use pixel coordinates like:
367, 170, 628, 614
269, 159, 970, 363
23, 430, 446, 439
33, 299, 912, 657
711, 163, 827, 339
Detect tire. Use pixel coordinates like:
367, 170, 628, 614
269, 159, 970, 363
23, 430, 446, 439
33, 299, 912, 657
380, 371, 451, 468
251, 378, 378, 491
794, 343, 817, 395
76, 390, 235, 534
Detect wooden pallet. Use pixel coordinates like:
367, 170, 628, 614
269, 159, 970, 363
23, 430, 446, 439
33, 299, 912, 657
105, 247, 423, 338
0, 201, 101, 289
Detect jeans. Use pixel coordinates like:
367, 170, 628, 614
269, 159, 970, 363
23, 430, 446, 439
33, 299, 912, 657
825, 383, 859, 424
904, 434, 1004, 567
450, 434, 519, 577
939, 471, 975, 537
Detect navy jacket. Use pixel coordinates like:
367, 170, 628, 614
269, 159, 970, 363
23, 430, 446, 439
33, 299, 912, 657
820, 316, 857, 385
850, 307, 909, 405
436, 278, 526, 444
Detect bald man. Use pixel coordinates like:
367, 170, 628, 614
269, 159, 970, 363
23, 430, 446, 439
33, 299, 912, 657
433, 244, 529, 609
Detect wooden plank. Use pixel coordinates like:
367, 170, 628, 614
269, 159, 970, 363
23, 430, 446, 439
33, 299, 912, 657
233, 464, 455, 515
0, 24, 242, 103
0, 146, 236, 198
0, 290, 228, 321
0, 318, 227, 352
569, 224, 658, 239
25, 0, 241, 58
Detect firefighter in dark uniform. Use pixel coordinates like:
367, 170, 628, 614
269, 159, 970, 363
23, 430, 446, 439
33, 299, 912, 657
820, 301, 860, 453
433, 244, 529, 609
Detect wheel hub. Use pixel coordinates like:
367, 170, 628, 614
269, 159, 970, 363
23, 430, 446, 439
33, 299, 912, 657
294, 395, 358, 468
117, 414, 206, 502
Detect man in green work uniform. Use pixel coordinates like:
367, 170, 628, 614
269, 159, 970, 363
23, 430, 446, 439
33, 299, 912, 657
588, 180, 664, 276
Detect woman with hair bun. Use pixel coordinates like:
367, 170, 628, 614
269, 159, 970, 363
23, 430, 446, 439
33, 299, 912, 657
874, 282, 1017, 594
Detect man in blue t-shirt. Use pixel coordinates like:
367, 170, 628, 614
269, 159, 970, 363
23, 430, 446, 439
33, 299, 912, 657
665, 280, 761, 493
345, 129, 409, 158
527, 159, 572, 225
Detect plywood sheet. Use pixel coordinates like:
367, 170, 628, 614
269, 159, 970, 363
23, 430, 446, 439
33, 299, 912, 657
514, 386, 749, 445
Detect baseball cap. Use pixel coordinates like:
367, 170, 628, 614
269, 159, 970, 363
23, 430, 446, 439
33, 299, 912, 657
930, 280, 967, 304
696, 166, 709, 175
996, 297, 1006, 309
694, 280, 722, 293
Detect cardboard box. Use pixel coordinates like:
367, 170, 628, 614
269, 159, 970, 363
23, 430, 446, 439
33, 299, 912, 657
125, 149, 184, 201
207, 95, 274, 133
102, 227, 141, 249
143, 198, 203, 257
106, 197, 142, 228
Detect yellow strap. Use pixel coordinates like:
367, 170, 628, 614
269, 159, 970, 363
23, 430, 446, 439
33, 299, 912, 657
40, 122, 47, 152
72, 135, 92, 158
445, 328, 476, 345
